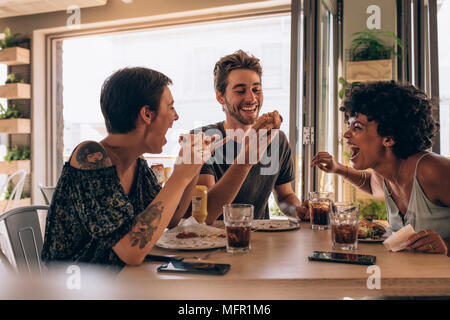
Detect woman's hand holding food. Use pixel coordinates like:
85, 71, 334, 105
406, 230, 448, 255
174, 132, 221, 181
311, 152, 345, 174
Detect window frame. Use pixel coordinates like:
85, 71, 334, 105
36, 5, 294, 193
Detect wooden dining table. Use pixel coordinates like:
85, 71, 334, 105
116, 221, 450, 300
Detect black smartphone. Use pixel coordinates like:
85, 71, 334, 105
308, 251, 376, 265
157, 261, 230, 275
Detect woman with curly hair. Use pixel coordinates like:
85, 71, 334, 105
311, 81, 450, 255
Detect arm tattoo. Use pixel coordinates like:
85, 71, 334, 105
76, 142, 112, 169
130, 201, 163, 249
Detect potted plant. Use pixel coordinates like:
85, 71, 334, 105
357, 198, 388, 224
5, 73, 24, 84
346, 29, 402, 83
0, 102, 30, 133
0, 72, 30, 99
0, 27, 30, 66
0, 145, 31, 174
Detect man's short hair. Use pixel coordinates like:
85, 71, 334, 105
100, 67, 172, 134
213, 50, 262, 95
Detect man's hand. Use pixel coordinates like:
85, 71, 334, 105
234, 128, 278, 165
296, 200, 309, 221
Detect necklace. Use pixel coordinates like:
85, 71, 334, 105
386, 159, 405, 197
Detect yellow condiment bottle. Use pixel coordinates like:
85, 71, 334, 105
192, 185, 208, 223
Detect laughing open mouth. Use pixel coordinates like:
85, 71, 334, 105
350, 146, 360, 160
240, 106, 257, 112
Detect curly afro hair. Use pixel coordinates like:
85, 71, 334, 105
340, 81, 439, 159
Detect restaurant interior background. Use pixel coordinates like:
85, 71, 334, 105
0, 0, 448, 223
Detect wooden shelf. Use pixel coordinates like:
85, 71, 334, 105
0, 160, 30, 174
0, 197, 31, 211
0, 47, 30, 66
0, 118, 30, 133
346, 59, 393, 83
0, 83, 30, 99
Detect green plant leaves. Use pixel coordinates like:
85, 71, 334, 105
357, 199, 387, 220
4, 145, 30, 161
5, 73, 23, 84
0, 27, 22, 49
349, 29, 402, 62
0, 102, 25, 119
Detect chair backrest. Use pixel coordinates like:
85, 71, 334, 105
38, 182, 56, 205
0, 169, 27, 212
0, 205, 49, 277
0, 246, 14, 275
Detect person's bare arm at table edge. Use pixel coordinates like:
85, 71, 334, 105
197, 164, 253, 225
70, 141, 204, 266
273, 182, 308, 220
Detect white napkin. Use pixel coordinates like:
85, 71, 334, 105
180, 215, 200, 226
383, 224, 416, 252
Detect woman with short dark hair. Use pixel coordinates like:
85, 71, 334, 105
42, 67, 218, 270
312, 81, 450, 255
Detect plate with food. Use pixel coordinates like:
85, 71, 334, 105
252, 219, 300, 232
358, 219, 389, 242
156, 224, 227, 250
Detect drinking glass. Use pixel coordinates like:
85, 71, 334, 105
309, 191, 333, 230
223, 204, 253, 254
330, 202, 360, 250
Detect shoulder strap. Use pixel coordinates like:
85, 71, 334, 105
414, 152, 431, 177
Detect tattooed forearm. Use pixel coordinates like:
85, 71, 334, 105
76, 142, 112, 169
129, 201, 163, 249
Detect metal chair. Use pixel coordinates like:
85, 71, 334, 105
0, 246, 14, 275
38, 182, 56, 205
0, 169, 27, 212
0, 205, 49, 277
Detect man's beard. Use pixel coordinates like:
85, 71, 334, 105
224, 97, 260, 126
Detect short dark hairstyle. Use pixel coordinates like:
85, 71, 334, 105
100, 67, 172, 133
213, 50, 262, 95
340, 81, 439, 159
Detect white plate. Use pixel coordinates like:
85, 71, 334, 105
252, 219, 300, 232
358, 237, 387, 243
156, 224, 227, 250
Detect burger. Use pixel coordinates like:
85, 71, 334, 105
358, 219, 386, 239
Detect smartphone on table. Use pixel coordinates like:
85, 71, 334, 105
308, 251, 376, 265
157, 261, 230, 275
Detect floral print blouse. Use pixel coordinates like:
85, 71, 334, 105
41, 158, 161, 271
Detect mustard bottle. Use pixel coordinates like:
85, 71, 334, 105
192, 185, 208, 223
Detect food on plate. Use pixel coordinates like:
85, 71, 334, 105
358, 219, 386, 239
252, 110, 283, 131
176, 231, 199, 239
157, 224, 227, 249
251, 219, 300, 231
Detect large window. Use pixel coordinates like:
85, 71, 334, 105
437, 0, 450, 157
61, 15, 291, 169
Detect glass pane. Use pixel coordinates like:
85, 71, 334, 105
0, 64, 7, 195
62, 15, 291, 169
315, 1, 334, 193
437, 0, 450, 157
